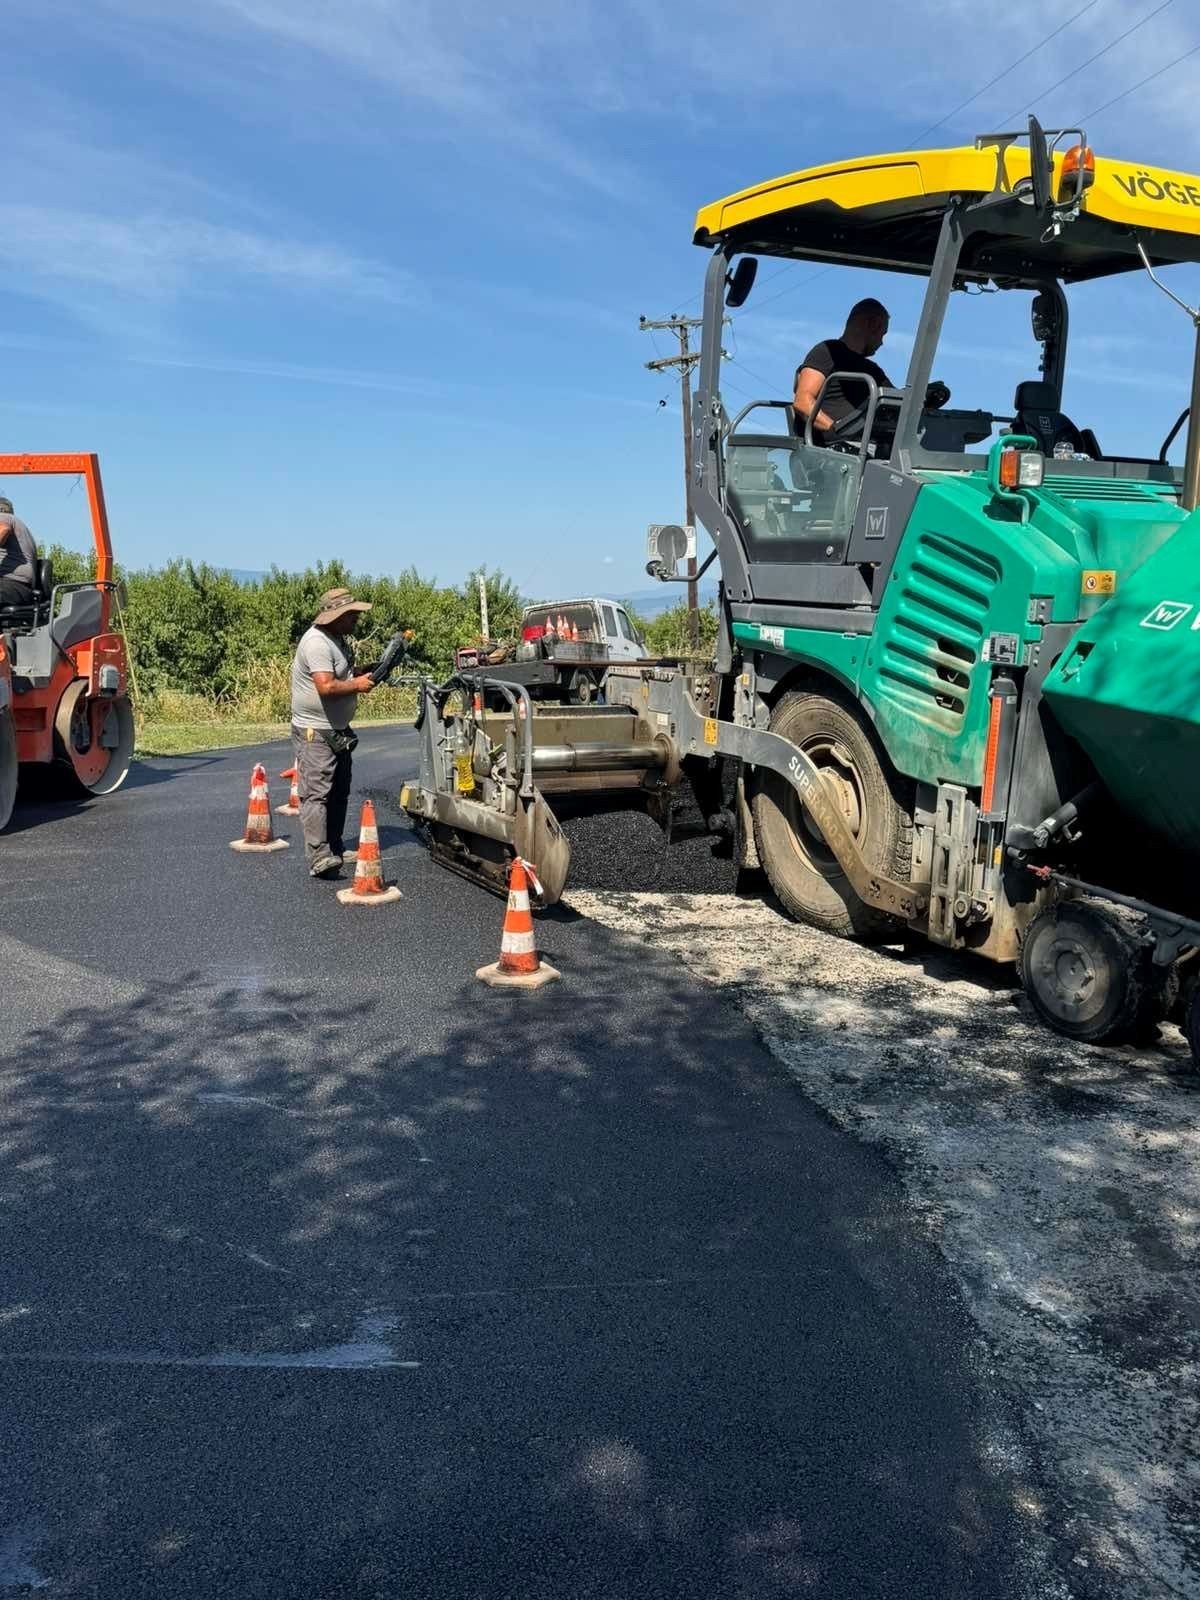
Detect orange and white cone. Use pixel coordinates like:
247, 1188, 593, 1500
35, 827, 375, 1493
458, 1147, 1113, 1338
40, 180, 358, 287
336, 798, 402, 904
276, 766, 300, 816
476, 858, 560, 988
231, 762, 289, 852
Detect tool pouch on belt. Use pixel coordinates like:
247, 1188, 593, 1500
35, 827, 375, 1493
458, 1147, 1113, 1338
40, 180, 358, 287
319, 726, 359, 756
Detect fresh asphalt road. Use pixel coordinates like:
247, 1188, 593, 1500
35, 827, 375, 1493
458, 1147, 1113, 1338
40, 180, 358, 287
0, 728, 1051, 1599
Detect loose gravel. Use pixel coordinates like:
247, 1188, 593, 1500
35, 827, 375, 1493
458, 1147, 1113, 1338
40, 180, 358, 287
562, 812, 1200, 1600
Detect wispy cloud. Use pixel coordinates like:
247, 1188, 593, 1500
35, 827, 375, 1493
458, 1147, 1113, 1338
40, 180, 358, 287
0, 89, 419, 341
129, 352, 464, 394
622, 0, 1200, 161
0, 205, 414, 308
4, 3, 1196, 451
12, 0, 1200, 235
96, 350, 663, 413
17, 0, 657, 204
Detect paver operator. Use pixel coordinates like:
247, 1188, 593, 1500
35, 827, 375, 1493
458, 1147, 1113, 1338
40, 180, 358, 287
0, 495, 39, 607
290, 586, 377, 878
793, 298, 950, 444
793, 298, 894, 443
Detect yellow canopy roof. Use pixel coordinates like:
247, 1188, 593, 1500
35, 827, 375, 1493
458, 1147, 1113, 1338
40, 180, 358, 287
694, 145, 1200, 281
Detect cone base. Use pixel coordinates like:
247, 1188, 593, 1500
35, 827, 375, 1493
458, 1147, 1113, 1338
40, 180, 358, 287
275, 803, 300, 816
476, 959, 560, 989
336, 883, 402, 905
230, 837, 289, 852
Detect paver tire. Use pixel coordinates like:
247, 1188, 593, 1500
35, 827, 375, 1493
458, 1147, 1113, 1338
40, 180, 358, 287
751, 688, 914, 940
1019, 898, 1155, 1045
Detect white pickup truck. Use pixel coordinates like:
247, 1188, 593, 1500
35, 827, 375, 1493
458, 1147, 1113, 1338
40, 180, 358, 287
519, 598, 646, 662
455, 597, 648, 704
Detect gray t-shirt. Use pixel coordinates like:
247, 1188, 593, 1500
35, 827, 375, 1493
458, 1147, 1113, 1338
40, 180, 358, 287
0, 516, 37, 587
291, 625, 357, 731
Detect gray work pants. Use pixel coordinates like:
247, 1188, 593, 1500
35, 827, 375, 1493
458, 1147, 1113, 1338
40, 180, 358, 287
292, 725, 352, 865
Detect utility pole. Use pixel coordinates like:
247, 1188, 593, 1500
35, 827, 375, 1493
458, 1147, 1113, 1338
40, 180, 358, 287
477, 571, 490, 642
641, 314, 703, 650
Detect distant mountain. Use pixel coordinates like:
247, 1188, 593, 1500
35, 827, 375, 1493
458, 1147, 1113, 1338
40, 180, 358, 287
215, 568, 708, 612
617, 583, 719, 618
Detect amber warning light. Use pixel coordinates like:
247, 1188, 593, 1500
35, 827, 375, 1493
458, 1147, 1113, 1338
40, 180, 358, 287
1060, 145, 1096, 196
1000, 447, 1044, 490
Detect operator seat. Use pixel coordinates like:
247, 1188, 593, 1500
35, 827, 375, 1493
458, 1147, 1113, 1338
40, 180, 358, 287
0, 557, 53, 632
1013, 380, 1100, 459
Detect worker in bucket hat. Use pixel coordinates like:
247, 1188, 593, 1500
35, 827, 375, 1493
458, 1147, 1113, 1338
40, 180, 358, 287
290, 587, 377, 877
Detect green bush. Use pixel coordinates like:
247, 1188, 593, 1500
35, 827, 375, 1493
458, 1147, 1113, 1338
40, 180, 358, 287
43, 543, 96, 585
625, 598, 719, 659
41, 548, 526, 715
41, 545, 720, 724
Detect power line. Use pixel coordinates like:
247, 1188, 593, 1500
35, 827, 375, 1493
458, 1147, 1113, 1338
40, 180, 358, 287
721, 5, 1119, 326
666, 0, 1114, 318
720, 261, 787, 307
673, 2, 1185, 339
724, 355, 780, 394
719, 373, 761, 408
1000, 0, 1176, 124
737, 264, 835, 319
913, 0, 1106, 142
671, 243, 824, 316
742, 16, 1194, 328
1078, 35, 1200, 121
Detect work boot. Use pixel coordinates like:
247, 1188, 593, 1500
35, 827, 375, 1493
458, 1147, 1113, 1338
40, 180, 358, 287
309, 853, 343, 878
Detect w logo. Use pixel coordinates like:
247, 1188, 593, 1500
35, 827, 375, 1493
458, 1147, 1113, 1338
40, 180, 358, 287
864, 506, 888, 540
1140, 600, 1193, 631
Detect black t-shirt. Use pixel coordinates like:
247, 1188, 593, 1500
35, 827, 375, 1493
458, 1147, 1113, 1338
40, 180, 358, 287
795, 339, 891, 437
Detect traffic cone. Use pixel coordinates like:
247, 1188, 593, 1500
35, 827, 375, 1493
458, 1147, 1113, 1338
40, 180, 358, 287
476, 858, 560, 988
276, 766, 300, 816
336, 799, 402, 905
230, 763, 289, 852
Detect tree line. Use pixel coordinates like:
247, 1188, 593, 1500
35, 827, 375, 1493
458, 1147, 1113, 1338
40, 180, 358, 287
45, 547, 716, 704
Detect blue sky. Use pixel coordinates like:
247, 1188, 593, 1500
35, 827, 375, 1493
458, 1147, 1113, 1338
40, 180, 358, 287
3, 0, 1199, 596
